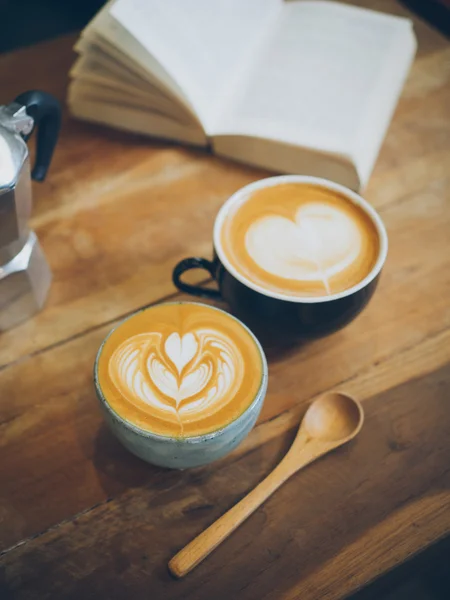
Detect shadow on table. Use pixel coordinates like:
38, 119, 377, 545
348, 534, 450, 600
91, 423, 172, 497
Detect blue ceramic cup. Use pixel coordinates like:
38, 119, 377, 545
94, 302, 268, 469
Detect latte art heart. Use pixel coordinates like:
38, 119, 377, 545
109, 329, 242, 435
219, 183, 380, 297
245, 203, 362, 294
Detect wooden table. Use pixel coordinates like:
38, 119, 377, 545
0, 2, 449, 598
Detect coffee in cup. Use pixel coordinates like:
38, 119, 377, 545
94, 302, 268, 468
173, 176, 388, 342
220, 182, 380, 299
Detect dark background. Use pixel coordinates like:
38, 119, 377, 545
0, 0, 105, 53
0, 0, 448, 54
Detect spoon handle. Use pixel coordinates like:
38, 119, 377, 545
169, 459, 297, 578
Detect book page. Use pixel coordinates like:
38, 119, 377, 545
68, 98, 207, 146
71, 51, 197, 123
111, 0, 281, 133
69, 80, 195, 124
81, 2, 190, 108
215, 1, 416, 177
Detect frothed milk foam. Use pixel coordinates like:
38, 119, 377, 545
219, 183, 380, 298
96, 303, 264, 437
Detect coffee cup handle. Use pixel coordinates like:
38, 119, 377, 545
172, 257, 221, 299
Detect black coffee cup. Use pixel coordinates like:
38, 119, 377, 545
173, 176, 388, 344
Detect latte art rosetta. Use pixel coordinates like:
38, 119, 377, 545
96, 303, 263, 437
108, 329, 243, 435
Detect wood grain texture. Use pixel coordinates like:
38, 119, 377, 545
0, 1, 449, 598
168, 394, 363, 578
1, 366, 449, 600
0, 267, 449, 551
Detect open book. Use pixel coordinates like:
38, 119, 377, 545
68, 0, 416, 190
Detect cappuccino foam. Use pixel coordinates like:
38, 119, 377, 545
96, 303, 264, 437
219, 183, 380, 298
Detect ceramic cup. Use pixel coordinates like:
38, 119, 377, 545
94, 302, 268, 469
173, 175, 388, 344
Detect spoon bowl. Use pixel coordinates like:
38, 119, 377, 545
302, 392, 363, 443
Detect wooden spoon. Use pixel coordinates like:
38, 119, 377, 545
169, 392, 364, 578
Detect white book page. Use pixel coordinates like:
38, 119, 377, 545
111, 0, 281, 133
83, 3, 188, 105
215, 1, 415, 161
